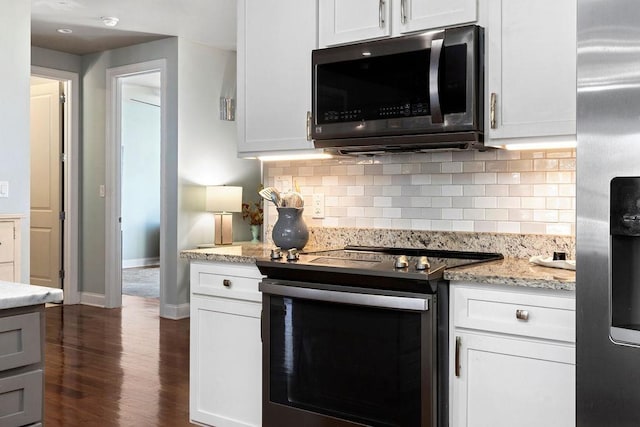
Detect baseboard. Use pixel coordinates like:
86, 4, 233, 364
79, 292, 106, 307
123, 257, 160, 269
161, 302, 190, 320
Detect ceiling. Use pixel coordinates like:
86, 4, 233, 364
31, 0, 237, 55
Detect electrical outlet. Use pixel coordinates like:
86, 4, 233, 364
99, 185, 106, 198
0, 181, 8, 198
312, 193, 325, 218
274, 175, 293, 193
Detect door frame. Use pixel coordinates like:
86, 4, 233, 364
30, 66, 80, 304
105, 59, 167, 310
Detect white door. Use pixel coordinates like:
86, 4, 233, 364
451, 331, 575, 427
237, 0, 317, 155
485, 0, 576, 145
319, 0, 391, 47
30, 80, 62, 288
394, 0, 476, 35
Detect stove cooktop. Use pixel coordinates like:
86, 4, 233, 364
256, 246, 503, 293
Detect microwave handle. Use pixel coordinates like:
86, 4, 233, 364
429, 37, 444, 124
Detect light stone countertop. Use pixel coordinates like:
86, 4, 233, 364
0, 281, 64, 309
181, 242, 575, 291
445, 257, 575, 291
180, 242, 274, 263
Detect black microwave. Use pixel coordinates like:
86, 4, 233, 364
312, 25, 484, 155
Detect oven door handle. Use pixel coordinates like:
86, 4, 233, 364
259, 281, 431, 312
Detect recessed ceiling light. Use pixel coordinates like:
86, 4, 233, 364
57, 28, 73, 34
101, 16, 119, 27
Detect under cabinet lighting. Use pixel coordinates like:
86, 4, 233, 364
257, 153, 333, 162
502, 140, 577, 151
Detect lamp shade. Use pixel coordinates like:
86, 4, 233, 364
205, 186, 242, 213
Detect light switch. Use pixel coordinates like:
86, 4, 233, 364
99, 184, 105, 198
0, 181, 8, 198
312, 193, 325, 218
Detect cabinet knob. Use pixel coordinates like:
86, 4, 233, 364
223, 279, 231, 288
516, 309, 529, 321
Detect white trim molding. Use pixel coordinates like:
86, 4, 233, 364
79, 291, 106, 307
105, 59, 168, 311
30, 66, 80, 305
162, 303, 190, 320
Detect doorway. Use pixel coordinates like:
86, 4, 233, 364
105, 59, 167, 312
29, 66, 79, 304
120, 72, 161, 300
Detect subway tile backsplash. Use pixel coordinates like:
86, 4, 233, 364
262, 149, 576, 236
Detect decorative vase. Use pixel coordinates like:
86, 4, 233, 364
250, 224, 261, 243
272, 207, 309, 250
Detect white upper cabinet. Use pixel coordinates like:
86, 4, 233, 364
319, 0, 477, 47
237, 0, 317, 157
393, 0, 477, 35
484, 0, 576, 148
319, 0, 391, 47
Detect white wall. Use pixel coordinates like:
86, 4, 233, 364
31, 46, 82, 74
177, 40, 261, 302
80, 38, 180, 301
121, 84, 161, 264
0, 2, 31, 281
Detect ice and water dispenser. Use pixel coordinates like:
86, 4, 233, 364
610, 177, 640, 345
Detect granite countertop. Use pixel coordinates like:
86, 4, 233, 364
180, 242, 334, 263
182, 242, 576, 291
180, 242, 273, 263
0, 281, 64, 309
445, 257, 575, 291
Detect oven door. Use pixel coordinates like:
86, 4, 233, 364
260, 280, 438, 427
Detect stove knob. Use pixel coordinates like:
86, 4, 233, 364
394, 255, 409, 269
270, 248, 282, 260
286, 248, 299, 261
416, 256, 430, 271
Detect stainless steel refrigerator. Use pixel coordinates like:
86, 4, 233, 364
577, 0, 640, 425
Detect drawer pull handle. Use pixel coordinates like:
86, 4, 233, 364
223, 279, 231, 288
516, 309, 529, 321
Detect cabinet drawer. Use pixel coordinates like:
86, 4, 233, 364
0, 370, 42, 427
190, 262, 263, 302
453, 286, 575, 342
0, 312, 41, 371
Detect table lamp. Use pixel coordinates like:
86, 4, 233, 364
206, 186, 242, 245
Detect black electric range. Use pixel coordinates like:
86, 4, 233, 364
256, 245, 503, 293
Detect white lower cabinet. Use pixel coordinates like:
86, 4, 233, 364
450, 283, 575, 427
189, 261, 263, 427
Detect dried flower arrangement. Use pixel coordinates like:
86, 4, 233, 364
242, 200, 264, 225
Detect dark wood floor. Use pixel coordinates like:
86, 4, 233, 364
44, 295, 193, 426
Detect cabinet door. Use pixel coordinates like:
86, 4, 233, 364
319, 0, 390, 47
237, 0, 317, 156
0, 221, 14, 263
190, 295, 262, 427
393, 0, 476, 35
451, 332, 575, 427
485, 0, 576, 146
